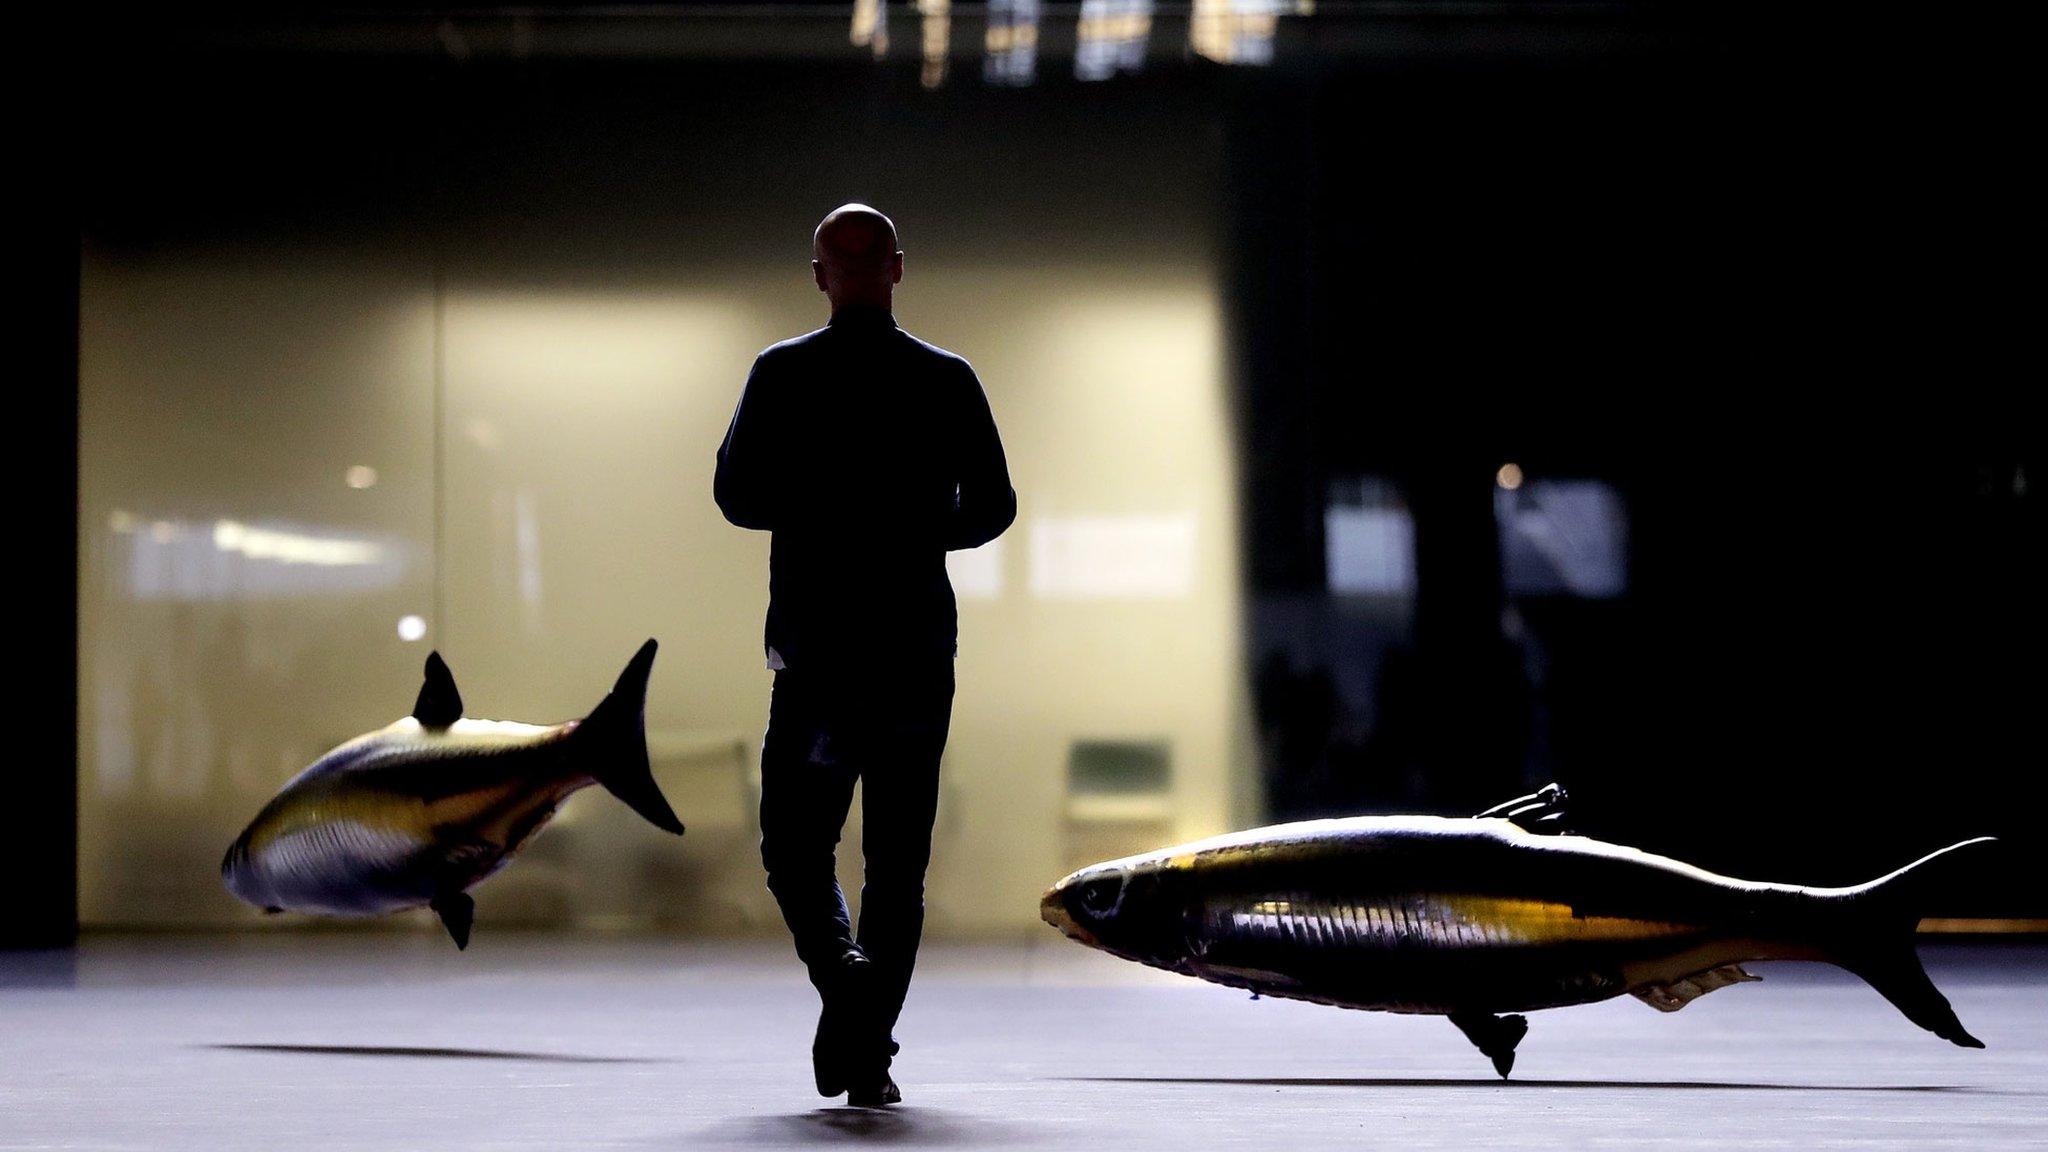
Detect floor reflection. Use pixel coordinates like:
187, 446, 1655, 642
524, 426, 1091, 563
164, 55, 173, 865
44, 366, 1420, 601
0, 950, 78, 989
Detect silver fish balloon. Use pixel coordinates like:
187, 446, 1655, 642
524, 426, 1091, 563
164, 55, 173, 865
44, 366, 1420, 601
1041, 786, 1992, 1076
222, 639, 684, 947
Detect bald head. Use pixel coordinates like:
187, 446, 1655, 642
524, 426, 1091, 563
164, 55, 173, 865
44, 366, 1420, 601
812, 203, 904, 312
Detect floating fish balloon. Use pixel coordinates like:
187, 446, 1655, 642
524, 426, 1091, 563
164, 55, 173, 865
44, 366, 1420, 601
222, 640, 685, 948
1041, 785, 1991, 1077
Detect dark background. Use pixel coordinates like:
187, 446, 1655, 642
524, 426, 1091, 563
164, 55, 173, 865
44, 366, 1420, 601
21, 3, 2038, 946
1226, 15, 2039, 897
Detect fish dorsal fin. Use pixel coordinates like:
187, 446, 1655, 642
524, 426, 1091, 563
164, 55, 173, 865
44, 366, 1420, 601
412, 652, 464, 729
1632, 963, 1762, 1012
1477, 782, 1574, 835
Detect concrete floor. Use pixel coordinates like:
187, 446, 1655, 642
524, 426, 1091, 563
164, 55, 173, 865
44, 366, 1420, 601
2, 935, 2042, 1150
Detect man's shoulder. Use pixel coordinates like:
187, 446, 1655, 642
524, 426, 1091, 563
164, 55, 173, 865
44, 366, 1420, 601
892, 327, 974, 374
754, 323, 975, 380
756, 326, 833, 361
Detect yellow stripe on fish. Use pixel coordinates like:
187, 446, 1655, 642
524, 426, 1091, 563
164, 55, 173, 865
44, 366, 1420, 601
1437, 894, 1701, 946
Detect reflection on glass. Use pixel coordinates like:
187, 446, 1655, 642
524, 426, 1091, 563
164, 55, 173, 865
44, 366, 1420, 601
851, 0, 889, 57
213, 520, 380, 566
1496, 478, 1629, 598
462, 417, 503, 451
515, 488, 544, 624
117, 515, 408, 599
1029, 513, 1196, 599
1325, 478, 1414, 597
919, 0, 951, 88
985, 0, 1040, 86
1076, 0, 1153, 82
1191, 0, 1282, 65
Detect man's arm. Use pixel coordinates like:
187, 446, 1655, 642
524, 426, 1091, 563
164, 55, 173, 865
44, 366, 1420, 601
714, 352, 784, 531
946, 362, 1017, 551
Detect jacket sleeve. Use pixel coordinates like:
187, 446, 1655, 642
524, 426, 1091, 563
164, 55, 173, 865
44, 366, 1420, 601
713, 352, 784, 531
946, 361, 1017, 551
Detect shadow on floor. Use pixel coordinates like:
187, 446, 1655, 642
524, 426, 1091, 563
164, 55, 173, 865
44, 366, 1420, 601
700, 1107, 1032, 1146
206, 1043, 664, 1064
1069, 1076, 2002, 1093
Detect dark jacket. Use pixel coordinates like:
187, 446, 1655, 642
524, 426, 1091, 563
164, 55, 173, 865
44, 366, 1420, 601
715, 308, 1016, 668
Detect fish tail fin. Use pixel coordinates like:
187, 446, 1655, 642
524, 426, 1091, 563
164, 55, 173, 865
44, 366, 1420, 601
575, 639, 685, 837
1823, 836, 1998, 1049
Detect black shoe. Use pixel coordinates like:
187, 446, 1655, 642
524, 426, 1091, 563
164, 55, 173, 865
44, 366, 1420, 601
812, 948, 871, 1098
846, 1071, 901, 1108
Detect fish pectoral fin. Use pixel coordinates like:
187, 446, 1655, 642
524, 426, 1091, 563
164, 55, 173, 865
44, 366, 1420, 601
1630, 963, 1762, 1012
1448, 1011, 1528, 1080
435, 834, 501, 871
429, 890, 475, 951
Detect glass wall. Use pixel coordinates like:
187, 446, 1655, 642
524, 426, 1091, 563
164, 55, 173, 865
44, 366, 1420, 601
79, 252, 439, 927
79, 252, 1248, 934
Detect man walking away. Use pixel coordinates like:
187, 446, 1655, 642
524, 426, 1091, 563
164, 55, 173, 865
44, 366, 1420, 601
714, 204, 1016, 1107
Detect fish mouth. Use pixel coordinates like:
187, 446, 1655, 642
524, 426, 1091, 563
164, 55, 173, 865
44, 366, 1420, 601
220, 835, 253, 884
1039, 880, 1099, 948
220, 836, 265, 908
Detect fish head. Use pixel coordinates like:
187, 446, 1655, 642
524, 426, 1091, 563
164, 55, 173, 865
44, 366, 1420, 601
220, 827, 272, 910
1041, 852, 1193, 968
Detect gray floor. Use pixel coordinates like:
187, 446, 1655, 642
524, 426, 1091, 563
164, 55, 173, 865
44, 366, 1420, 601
3, 935, 2043, 1150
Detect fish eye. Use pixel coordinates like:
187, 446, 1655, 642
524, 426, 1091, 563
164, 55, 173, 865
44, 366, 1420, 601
1077, 875, 1124, 919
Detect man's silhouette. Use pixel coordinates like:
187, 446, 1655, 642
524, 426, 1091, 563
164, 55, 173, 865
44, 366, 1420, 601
715, 204, 1016, 1107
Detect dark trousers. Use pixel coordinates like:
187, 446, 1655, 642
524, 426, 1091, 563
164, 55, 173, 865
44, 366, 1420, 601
758, 659, 954, 1057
